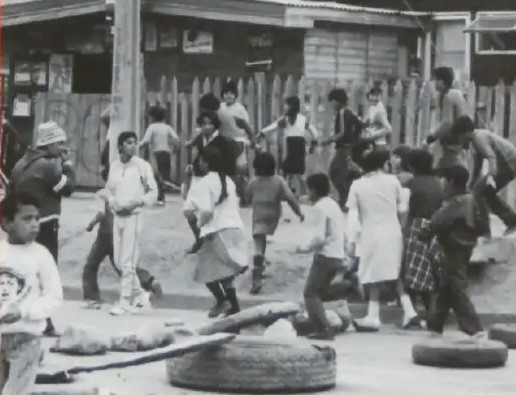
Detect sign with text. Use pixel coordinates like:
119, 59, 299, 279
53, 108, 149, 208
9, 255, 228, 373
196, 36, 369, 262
183, 30, 213, 54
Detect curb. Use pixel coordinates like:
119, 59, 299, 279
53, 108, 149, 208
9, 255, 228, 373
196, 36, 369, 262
63, 286, 516, 327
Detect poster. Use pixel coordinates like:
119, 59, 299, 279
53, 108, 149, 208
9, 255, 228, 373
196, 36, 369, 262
13, 94, 31, 117
14, 61, 47, 86
144, 23, 158, 51
183, 30, 213, 54
49, 54, 73, 93
159, 26, 178, 48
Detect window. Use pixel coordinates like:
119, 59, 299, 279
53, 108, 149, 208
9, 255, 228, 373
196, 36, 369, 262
465, 13, 516, 54
434, 19, 468, 80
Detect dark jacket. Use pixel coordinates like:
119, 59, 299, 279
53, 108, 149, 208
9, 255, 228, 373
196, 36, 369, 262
191, 132, 237, 177
10, 148, 75, 222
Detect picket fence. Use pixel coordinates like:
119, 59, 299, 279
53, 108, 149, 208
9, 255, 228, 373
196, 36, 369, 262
34, 74, 516, 188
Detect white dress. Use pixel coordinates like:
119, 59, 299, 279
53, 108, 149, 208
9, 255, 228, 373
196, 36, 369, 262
346, 171, 404, 285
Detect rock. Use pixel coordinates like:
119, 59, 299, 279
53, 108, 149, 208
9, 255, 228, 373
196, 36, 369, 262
263, 318, 298, 341
51, 325, 110, 356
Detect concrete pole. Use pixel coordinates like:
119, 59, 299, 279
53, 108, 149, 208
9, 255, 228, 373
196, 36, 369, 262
108, 0, 142, 164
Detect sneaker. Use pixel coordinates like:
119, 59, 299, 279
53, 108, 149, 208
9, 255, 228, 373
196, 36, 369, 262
307, 328, 335, 341
133, 292, 151, 309
157, 200, 166, 207
188, 240, 203, 254
208, 301, 230, 318
110, 304, 135, 316
83, 300, 102, 310
471, 331, 488, 342
352, 318, 380, 332
402, 315, 423, 330
427, 331, 443, 339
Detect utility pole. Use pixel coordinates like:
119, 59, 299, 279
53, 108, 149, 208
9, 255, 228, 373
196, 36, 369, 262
108, 0, 142, 163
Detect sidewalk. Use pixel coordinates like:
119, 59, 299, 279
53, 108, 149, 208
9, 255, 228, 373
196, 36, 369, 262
33, 301, 516, 395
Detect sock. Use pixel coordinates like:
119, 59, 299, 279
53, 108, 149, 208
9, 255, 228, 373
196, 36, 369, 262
223, 287, 240, 313
366, 300, 380, 324
400, 294, 417, 320
206, 282, 226, 304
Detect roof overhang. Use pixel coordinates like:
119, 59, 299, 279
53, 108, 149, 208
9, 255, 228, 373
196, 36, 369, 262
464, 14, 516, 33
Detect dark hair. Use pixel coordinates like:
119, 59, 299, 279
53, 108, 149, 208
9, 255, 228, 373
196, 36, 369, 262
253, 152, 276, 177
306, 173, 330, 197
200, 146, 228, 205
362, 147, 390, 172
221, 79, 238, 97
451, 115, 475, 136
117, 131, 138, 147
328, 88, 348, 106
285, 96, 300, 126
199, 93, 221, 112
1, 192, 41, 222
439, 165, 470, 191
433, 67, 455, 88
148, 106, 166, 122
409, 148, 434, 175
367, 87, 382, 99
392, 144, 412, 172
196, 111, 221, 130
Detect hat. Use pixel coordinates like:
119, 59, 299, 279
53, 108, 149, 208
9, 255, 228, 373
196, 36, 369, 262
36, 122, 67, 147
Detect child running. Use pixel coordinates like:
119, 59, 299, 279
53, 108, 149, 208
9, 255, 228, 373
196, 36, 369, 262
418, 165, 489, 339
0, 192, 63, 394
296, 173, 345, 340
246, 152, 304, 295
260, 96, 319, 197
362, 87, 392, 147
183, 146, 247, 318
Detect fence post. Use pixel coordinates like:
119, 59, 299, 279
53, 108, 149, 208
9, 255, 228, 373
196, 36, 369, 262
213, 77, 221, 97
416, 80, 433, 145
192, 78, 200, 139
170, 77, 179, 182
404, 79, 417, 146
390, 80, 403, 146
202, 77, 211, 95
159, 76, 167, 106
179, 93, 189, 183
245, 79, 256, 176
493, 80, 506, 137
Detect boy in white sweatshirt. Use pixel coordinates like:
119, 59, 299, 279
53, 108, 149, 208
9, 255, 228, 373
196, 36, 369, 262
0, 192, 63, 395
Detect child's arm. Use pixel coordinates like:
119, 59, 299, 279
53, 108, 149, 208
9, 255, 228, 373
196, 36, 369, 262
245, 179, 255, 206
261, 121, 279, 135
86, 211, 104, 232
297, 207, 326, 253
280, 178, 304, 221
234, 117, 258, 147
420, 201, 458, 240
168, 126, 180, 147
139, 125, 153, 148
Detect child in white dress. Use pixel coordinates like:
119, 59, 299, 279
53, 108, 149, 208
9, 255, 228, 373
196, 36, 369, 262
362, 87, 392, 146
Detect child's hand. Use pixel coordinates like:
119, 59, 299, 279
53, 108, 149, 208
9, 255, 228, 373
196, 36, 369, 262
0, 306, 21, 324
86, 222, 96, 232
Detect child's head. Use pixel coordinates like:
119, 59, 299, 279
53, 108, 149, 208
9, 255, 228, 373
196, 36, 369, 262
117, 131, 138, 159
439, 165, 469, 197
362, 147, 391, 173
148, 106, 166, 123
391, 145, 412, 173
433, 66, 455, 92
367, 87, 382, 105
1, 192, 41, 244
284, 96, 300, 116
306, 173, 330, 202
197, 111, 220, 139
328, 88, 348, 111
253, 152, 276, 177
451, 115, 475, 147
222, 79, 238, 105
409, 148, 433, 176
199, 93, 221, 113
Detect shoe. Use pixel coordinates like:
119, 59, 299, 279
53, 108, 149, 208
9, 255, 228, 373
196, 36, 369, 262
402, 315, 423, 330
427, 331, 443, 339
156, 200, 166, 207
110, 304, 135, 316
307, 328, 335, 341
133, 292, 151, 309
352, 318, 380, 332
222, 307, 241, 318
150, 281, 164, 300
188, 239, 203, 254
43, 320, 61, 338
250, 267, 264, 295
471, 331, 488, 342
83, 300, 102, 310
208, 301, 230, 318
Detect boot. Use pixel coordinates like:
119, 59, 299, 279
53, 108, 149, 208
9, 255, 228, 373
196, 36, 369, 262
223, 287, 240, 316
206, 282, 229, 318
43, 318, 60, 337
250, 255, 265, 295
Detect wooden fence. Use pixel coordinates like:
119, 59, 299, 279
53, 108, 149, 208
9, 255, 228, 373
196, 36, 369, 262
34, 75, 516, 188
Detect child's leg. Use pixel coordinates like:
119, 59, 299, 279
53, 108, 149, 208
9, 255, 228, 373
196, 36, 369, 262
448, 275, 483, 335
82, 235, 110, 302
206, 281, 228, 318
186, 215, 203, 254
250, 235, 266, 294
359, 284, 381, 326
1, 334, 41, 395
427, 280, 452, 334
396, 279, 419, 327
220, 276, 240, 315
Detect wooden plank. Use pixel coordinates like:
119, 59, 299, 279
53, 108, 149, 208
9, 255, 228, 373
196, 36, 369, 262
493, 80, 506, 137
191, 78, 200, 131
170, 77, 179, 183
159, 76, 167, 106
486, 86, 494, 130
416, 80, 433, 145
465, 80, 477, 120
202, 77, 211, 95
179, 93, 189, 183
509, 81, 516, 145
390, 80, 403, 146
245, 79, 256, 176
476, 86, 489, 128
404, 79, 417, 146
269, 74, 282, 162
213, 77, 221, 98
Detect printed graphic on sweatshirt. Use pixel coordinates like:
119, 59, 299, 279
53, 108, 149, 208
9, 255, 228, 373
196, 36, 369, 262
0, 268, 30, 309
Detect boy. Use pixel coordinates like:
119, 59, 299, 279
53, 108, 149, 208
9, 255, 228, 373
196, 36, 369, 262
419, 165, 488, 339
363, 87, 392, 146
296, 173, 346, 340
0, 192, 63, 394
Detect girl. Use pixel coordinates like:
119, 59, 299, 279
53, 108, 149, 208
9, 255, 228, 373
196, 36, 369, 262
260, 96, 319, 197
246, 152, 304, 295
390, 145, 413, 187
362, 87, 392, 147
346, 148, 419, 331
184, 112, 236, 254
183, 146, 247, 318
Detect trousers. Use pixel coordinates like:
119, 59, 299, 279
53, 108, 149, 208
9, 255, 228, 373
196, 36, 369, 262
153, 151, 171, 202
113, 214, 145, 304
36, 219, 59, 264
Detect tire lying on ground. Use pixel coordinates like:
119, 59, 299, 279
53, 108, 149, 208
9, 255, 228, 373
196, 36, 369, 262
167, 335, 337, 393
412, 338, 508, 368
489, 324, 516, 349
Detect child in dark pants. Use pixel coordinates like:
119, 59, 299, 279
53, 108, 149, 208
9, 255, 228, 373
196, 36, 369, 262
418, 165, 489, 339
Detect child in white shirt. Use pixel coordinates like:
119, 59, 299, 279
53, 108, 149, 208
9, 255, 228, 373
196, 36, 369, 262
0, 192, 63, 395
363, 87, 392, 146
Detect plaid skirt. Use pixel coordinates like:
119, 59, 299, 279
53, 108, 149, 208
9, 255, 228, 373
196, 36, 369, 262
402, 218, 442, 292
194, 228, 248, 284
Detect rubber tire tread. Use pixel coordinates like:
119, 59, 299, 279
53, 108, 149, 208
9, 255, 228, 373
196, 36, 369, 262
489, 324, 516, 349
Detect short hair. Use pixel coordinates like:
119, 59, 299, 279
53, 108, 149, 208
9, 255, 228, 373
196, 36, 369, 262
1, 192, 41, 222
367, 87, 383, 98
148, 106, 166, 122
117, 131, 138, 147
253, 152, 276, 176
451, 115, 475, 136
409, 148, 433, 175
196, 111, 221, 130
392, 144, 412, 171
433, 67, 455, 88
328, 88, 348, 106
221, 79, 238, 97
362, 147, 390, 172
199, 93, 221, 112
306, 173, 330, 197
439, 165, 470, 190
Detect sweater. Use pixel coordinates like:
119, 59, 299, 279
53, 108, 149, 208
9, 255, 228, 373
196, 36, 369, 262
0, 240, 63, 335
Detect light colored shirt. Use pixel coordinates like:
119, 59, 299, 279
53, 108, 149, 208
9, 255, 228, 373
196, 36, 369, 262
471, 129, 516, 179
364, 102, 391, 145
141, 122, 179, 153
308, 196, 345, 259
262, 114, 318, 140
219, 102, 250, 142
0, 240, 63, 335
104, 156, 158, 215
189, 172, 244, 237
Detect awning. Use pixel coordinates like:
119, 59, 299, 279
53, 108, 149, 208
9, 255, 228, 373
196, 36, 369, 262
464, 15, 516, 33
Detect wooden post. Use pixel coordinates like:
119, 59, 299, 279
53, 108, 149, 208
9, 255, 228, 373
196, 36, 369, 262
108, 0, 142, 164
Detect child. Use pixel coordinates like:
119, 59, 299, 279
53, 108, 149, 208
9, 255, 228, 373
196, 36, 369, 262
362, 87, 392, 146
0, 192, 63, 394
390, 144, 413, 186
139, 106, 179, 206
260, 96, 319, 197
402, 148, 444, 320
295, 173, 345, 340
183, 146, 247, 318
246, 152, 304, 294
418, 165, 489, 339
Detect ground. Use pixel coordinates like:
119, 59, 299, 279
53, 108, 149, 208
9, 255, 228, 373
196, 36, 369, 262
52, 193, 516, 314
34, 301, 516, 395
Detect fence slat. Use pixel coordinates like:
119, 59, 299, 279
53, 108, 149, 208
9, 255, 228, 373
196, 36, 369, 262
416, 80, 433, 145
179, 93, 189, 183
202, 77, 211, 95
494, 80, 506, 137
390, 80, 403, 146
404, 79, 417, 146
